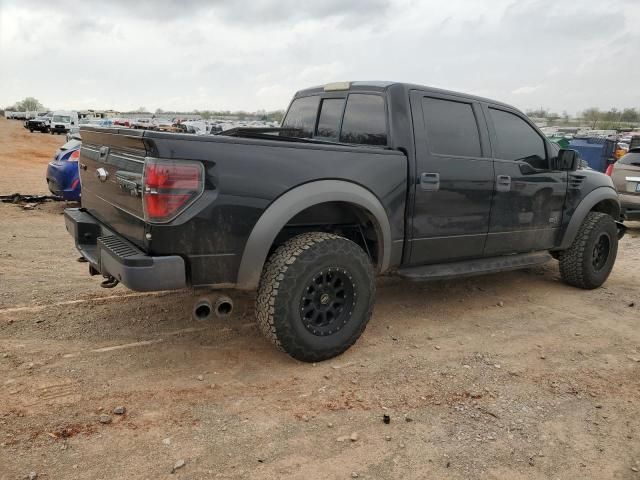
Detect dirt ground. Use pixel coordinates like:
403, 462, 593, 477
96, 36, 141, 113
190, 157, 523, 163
0, 117, 639, 480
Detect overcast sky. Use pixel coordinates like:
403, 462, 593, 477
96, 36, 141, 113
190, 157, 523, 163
1, 0, 638, 114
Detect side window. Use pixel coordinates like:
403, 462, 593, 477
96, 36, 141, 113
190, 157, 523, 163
422, 97, 481, 157
619, 151, 640, 166
339, 94, 387, 146
281, 96, 320, 138
316, 98, 345, 139
489, 108, 547, 169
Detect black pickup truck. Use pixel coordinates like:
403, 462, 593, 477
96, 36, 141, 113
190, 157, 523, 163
65, 81, 625, 362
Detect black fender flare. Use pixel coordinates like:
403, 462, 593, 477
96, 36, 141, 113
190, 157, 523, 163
236, 180, 392, 290
557, 187, 621, 250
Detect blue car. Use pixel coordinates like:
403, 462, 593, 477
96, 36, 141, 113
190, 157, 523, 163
46, 137, 81, 201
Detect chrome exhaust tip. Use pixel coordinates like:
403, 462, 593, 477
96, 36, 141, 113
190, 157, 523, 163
214, 296, 233, 318
192, 298, 213, 322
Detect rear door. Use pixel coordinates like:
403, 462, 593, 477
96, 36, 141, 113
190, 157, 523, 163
483, 106, 567, 254
79, 128, 147, 246
408, 91, 494, 264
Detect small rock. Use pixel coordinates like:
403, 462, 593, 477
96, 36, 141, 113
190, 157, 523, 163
301, 415, 309, 422
163, 438, 171, 446
629, 302, 635, 307
539, 355, 546, 360
196, 375, 204, 381
99, 414, 112, 424
324, 374, 331, 380
351, 473, 359, 478
2, 353, 8, 358
497, 301, 504, 307
337, 435, 349, 442
171, 459, 186, 473
494, 364, 501, 369
28, 473, 37, 480
434, 345, 441, 350
595, 404, 603, 409
382, 414, 390, 424
7, 319, 14, 325
384, 435, 392, 441
35, 319, 45, 324
631, 467, 638, 472
404, 415, 413, 422
25, 362, 34, 370
327, 423, 333, 428
350, 432, 359, 442
112, 406, 126, 415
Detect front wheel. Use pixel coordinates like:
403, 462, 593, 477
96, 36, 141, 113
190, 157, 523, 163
559, 212, 618, 289
256, 232, 375, 362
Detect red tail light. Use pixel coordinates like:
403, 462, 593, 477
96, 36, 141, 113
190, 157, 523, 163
605, 164, 613, 176
68, 150, 80, 162
143, 158, 204, 222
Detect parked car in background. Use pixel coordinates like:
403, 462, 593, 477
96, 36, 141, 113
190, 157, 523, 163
50, 110, 79, 135
25, 112, 52, 133
133, 117, 157, 129
155, 118, 174, 132
609, 147, 640, 220
46, 135, 81, 201
112, 118, 132, 127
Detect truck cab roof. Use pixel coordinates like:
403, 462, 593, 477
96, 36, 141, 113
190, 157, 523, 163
294, 81, 516, 111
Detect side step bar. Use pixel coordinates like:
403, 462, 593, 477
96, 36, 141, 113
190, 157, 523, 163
396, 251, 552, 281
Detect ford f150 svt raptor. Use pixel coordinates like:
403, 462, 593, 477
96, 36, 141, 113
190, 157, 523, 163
64, 81, 625, 362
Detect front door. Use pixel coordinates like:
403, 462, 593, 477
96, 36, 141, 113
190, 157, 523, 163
408, 91, 494, 265
483, 105, 567, 255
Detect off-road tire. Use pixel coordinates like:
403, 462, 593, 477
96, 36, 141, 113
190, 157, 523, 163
256, 232, 375, 362
559, 212, 618, 289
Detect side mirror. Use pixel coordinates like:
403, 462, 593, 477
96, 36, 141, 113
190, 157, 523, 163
553, 149, 579, 171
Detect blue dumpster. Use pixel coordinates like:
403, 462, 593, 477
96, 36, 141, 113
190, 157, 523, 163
569, 137, 616, 172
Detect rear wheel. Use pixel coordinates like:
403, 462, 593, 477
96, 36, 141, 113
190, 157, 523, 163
256, 232, 375, 362
559, 212, 618, 289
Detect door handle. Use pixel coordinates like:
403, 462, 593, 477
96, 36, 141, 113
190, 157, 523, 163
496, 175, 511, 192
420, 172, 440, 191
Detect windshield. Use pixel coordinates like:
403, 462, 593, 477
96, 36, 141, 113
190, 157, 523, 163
53, 115, 71, 123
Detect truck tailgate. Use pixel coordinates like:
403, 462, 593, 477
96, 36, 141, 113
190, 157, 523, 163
79, 128, 147, 247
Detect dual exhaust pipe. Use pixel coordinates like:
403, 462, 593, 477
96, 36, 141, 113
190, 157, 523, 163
192, 295, 233, 322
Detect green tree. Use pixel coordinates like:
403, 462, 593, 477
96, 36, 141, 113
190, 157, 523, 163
8, 97, 44, 112
620, 108, 639, 123
582, 108, 601, 129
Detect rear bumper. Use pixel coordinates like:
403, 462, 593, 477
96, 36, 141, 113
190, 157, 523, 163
64, 208, 186, 291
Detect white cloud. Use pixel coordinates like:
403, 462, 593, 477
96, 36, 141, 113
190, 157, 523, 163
1, 0, 639, 114
512, 85, 542, 95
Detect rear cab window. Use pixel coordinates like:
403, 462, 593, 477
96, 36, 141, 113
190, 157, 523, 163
282, 92, 388, 146
339, 94, 387, 146
281, 96, 320, 138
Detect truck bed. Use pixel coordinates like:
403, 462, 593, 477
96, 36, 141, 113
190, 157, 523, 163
78, 126, 407, 287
